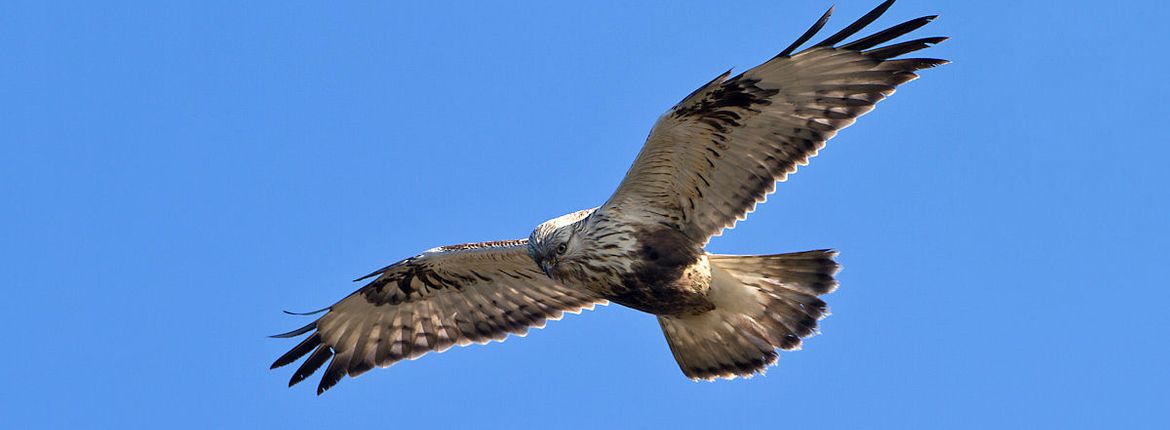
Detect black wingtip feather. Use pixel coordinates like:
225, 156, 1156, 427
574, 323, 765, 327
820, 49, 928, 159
815, 0, 896, 48
863, 36, 948, 59
777, 6, 834, 58
282, 307, 329, 316
840, 15, 938, 51
316, 356, 348, 395
289, 346, 332, 388
886, 58, 950, 71
269, 320, 317, 338
271, 333, 321, 369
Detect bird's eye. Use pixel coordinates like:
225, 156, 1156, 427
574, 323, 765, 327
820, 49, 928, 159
555, 243, 568, 255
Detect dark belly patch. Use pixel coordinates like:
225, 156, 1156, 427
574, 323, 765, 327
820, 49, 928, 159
610, 227, 713, 315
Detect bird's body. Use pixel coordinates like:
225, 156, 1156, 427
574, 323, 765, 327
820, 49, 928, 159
546, 209, 713, 316
271, 0, 946, 394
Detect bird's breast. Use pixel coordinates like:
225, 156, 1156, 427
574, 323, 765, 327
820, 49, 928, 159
597, 226, 715, 315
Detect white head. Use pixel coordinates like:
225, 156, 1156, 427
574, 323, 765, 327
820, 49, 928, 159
528, 208, 597, 278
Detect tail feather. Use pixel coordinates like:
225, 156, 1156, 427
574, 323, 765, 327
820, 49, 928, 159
658, 250, 839, 380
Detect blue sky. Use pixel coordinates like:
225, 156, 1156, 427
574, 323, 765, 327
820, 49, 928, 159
2, 0, 1168, 428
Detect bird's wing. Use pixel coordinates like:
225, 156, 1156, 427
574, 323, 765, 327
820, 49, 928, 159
270, 239, 606, 394
600, 0, 946, 244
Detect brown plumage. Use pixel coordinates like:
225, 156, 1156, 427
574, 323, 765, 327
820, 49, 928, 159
271, 0, 945, 394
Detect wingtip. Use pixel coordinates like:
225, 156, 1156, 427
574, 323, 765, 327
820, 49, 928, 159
288, 373, 307, 388
918, 58, 951, 68
316, 379, 336, 395
282, 307, 329, 316
268, 320, 317, 338
777, 5, 836, 58
815, 0, 898, 48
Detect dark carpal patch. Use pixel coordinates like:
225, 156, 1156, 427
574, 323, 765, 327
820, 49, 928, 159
611, 227, 710, 315
672, 76, 780, 133
361, 260, 475, 306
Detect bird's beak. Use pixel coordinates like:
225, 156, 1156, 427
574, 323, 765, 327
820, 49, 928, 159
539, 261, 553, 278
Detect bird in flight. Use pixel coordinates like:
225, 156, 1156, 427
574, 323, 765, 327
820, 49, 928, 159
271, 0, 946, 394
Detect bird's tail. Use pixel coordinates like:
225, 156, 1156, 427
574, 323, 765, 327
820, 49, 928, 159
658, 250, 839, 380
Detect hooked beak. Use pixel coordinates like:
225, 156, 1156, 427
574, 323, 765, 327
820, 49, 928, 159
539, 260, 554, 278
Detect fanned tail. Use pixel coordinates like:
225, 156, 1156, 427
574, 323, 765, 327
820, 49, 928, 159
658, 250, 839, 380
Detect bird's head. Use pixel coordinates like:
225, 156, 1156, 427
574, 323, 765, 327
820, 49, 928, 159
528, 208, 596, 278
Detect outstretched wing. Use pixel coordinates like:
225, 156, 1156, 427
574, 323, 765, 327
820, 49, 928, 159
270, 239, 606, 394
601, 0, 947, 244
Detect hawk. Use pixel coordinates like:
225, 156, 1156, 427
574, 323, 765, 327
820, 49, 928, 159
271, 0, 946, 394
